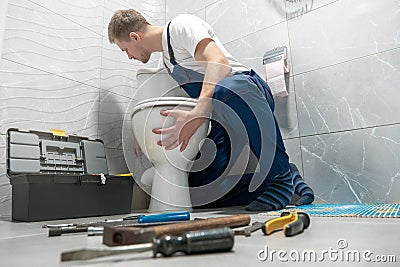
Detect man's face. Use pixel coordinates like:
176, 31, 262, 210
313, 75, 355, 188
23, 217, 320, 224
114, 34, 151, 64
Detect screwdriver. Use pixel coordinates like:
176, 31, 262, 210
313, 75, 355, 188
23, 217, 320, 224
44, 211, 190, 228
48, 211, 191, 237
61, 227, 234, 261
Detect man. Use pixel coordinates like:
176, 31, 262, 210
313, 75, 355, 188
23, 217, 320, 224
108, 9, 314, 210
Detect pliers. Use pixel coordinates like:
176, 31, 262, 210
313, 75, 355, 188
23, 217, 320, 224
234, 211, 310, 237
262, 211, 310, 237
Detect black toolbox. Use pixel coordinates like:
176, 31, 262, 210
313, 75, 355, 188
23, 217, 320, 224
6, 128, 133, 222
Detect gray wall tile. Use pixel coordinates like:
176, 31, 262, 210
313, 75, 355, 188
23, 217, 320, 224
284, 137, 303, 175
289, 0, 400, 74
301, 124, 400, 203
296, 48, 400, 136
166, 0, 205, 21
224, 21, 290, 76
206, 0, 286, 44
224, 22, 298, 139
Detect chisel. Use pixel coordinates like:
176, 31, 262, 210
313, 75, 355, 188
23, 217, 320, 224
61, 227, 234, 262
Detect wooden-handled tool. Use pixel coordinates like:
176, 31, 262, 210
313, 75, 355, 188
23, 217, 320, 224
62, 227, 235, 262
103, 214, 250, 246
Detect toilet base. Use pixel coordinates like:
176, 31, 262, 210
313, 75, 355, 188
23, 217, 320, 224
142, 165, 193, 212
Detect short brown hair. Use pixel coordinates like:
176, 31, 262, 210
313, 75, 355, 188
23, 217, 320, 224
108, 9, 150, 43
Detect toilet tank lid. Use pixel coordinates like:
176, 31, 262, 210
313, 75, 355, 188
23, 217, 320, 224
131, 97, 198, 117
137, 67, 168, 76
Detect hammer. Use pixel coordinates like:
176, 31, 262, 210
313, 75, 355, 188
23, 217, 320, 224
103, 214, 251, 246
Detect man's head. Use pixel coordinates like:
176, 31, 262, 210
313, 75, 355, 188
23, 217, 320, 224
108, 9, 152, 63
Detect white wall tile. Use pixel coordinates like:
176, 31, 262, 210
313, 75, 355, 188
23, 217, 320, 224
0, 59, 99, 137
0, 133, 11, 217
25, 0, 104, 35
104, 0, 165, 28
3, 0, 102, 87
0, 0, 8, 59
289, 0, 400, 74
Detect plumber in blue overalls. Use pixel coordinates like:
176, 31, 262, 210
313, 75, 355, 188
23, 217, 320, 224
108, 9, 314, 211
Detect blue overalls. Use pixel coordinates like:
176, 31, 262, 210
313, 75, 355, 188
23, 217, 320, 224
164, 21, 291, 208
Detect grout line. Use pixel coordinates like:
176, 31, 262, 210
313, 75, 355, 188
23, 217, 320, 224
295, 122, 400, 140
291, 46, 400, 78
222, 0, 341, 46
26, 0, 103, 38
2, 58, 101, 90
98, 0, 106, 140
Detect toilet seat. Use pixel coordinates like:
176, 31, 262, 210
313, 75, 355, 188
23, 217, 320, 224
132, 97, 198, 117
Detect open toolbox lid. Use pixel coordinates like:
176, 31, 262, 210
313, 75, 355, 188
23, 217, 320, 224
6, 128, 109, 177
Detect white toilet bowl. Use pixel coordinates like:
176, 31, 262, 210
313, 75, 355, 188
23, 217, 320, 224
131, 68, 208, 211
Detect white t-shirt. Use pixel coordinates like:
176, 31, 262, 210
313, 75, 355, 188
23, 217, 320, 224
161, 14, 249, 75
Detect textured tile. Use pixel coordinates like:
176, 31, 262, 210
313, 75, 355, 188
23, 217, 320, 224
3, 0, 102, 87
289, 0, 400, 74
206, 0, 286, 43
166, 0, 205, 21
25, 0, 104, 35
0, 163, 11, 218
301, 124, 400, 203
0, 59, 99, 137
104, 0, 165, 27
0, 1, 7, 58
296, 48, 400, 136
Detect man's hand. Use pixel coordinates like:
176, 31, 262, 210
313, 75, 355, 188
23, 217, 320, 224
152, 108, 207, 151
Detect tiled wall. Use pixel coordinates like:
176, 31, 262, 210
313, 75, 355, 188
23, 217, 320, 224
1, 0, 399, 216
197, 0, 400, 204
0, 0, 164, 216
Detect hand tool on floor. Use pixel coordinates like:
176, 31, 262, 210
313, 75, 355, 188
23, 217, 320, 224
234, 222, 264, 237
262, 211, 310, 237
103, 214, 251, 246
44, 211, 190, 228
280, 211, 310, 229
47, 211, 191, 237
61, 227, 234, 262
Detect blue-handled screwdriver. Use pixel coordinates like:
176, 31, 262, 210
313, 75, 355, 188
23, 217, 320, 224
47, 211, 191, 237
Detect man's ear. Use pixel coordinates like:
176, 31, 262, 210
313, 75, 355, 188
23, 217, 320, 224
129, 32, 139, 41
